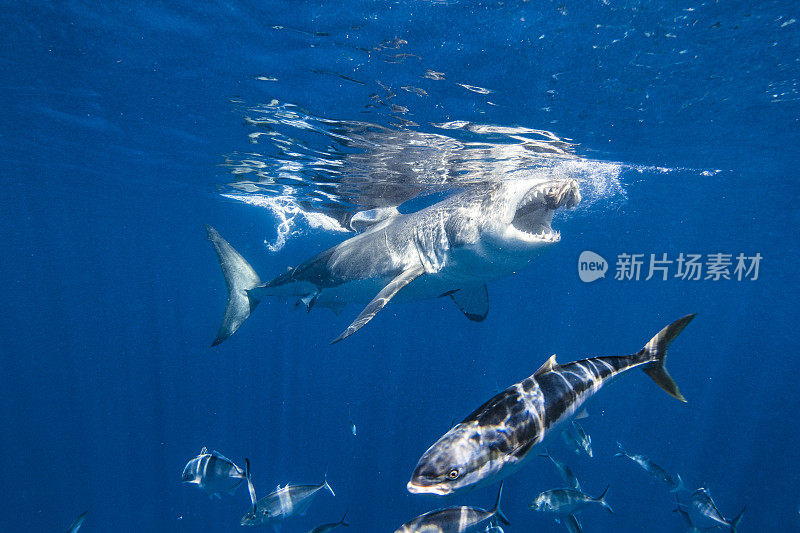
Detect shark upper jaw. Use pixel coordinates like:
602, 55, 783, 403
507, 178, 581, 244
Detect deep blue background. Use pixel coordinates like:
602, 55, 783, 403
1, 1, 798, 531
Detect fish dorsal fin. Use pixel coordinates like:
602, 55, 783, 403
574, 409, 589, 420
449, 285, 489, 322
349, 206, 400, 232
535, 354, 558, 376
200, 446, 208, 455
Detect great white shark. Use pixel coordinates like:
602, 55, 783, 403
206, 175, 580, 345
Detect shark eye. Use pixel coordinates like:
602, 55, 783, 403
447, 469, 460, 480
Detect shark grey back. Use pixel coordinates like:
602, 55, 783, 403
206, 177, 580, 344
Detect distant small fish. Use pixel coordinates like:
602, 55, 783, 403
530, 487, 612, 515
351, 423, 357, 436
561, 428, 581, 455
308, 512, 350, 533
565, 421, 592, 457
241, 472, 335, 526
538, 449, 581, 490
615, 442, 684, 492
555, 514, 582, 533
394, 482, 509, 533
689, 488, 745, 532
182, 447, 245, 498
66, 511, 87, 533
674, 495, 716, 533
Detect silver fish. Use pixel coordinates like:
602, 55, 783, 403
561, 428, 581, 456
615, 442, 684, 492
555, 514, 582, 533
66, 511, 87, 533
674, 495, 716, 533
567, 421, 592, 458
181, 447, 245, 498
689, 487, 745, 532
538, 449, 581, 490
394, 482, 509, 533
308, 512, 350, 533
407, 315, 695, 495
241, 473, 335, 526
530, 487, 613, 515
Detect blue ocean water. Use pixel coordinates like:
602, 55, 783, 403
2, 1, 798, 531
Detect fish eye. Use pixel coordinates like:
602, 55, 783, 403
447, 469, 459, 480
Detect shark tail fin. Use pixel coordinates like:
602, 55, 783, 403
595, 486, 613, 514
730, 506, 746, 533
206, 225, 263, 346
491, 481, 510, 526
640, 314, 696, 402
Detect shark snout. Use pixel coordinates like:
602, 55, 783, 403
543, 178, 581, 210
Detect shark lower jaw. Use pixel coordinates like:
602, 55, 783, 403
406, 480, 453, 496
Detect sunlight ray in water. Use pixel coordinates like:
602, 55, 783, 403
221, 100, 629, 251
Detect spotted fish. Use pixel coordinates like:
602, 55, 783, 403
407, 315, 696, 495
394, 482, 509, 533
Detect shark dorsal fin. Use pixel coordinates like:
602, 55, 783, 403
535, 354, 558, 376
349, 207, 400, 232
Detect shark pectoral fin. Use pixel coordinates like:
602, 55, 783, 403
449, 285, 489, 322
330, 265, 425, 344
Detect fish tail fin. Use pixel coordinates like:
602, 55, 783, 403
596, 485, 613, 514
639, 314, 696, 402
491, 481, 510, 525
537, 447, 551, 459
323, 472, 335, 497
206, 225, 263, 346
730, 505, 746, 532
670, 473, 686, 493
244, 458, 257, 513
339, 511, 349, 527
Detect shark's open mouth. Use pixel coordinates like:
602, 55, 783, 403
511, 179, 580, 242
